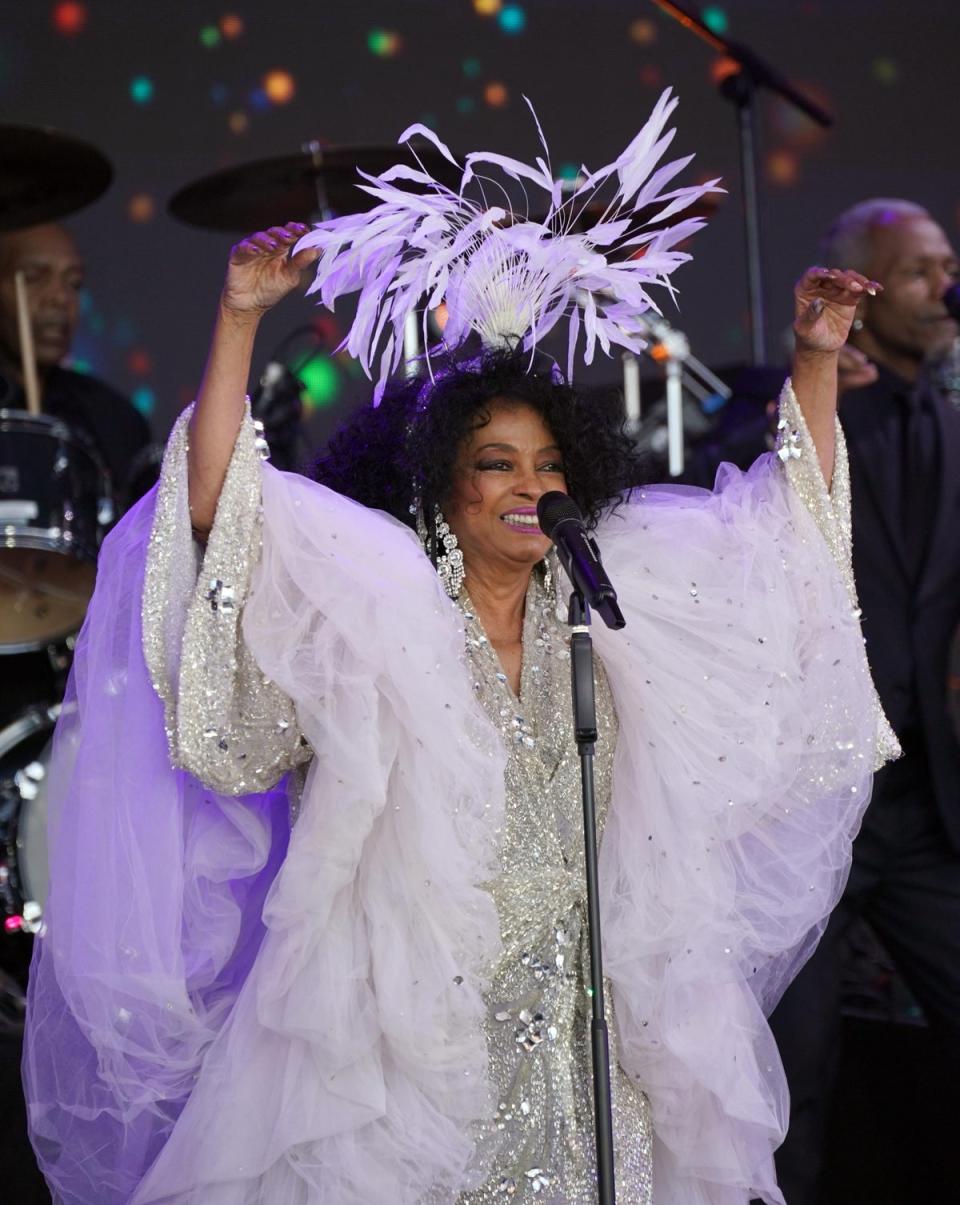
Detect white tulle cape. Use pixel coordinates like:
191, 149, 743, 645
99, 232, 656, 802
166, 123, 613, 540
24, 397, 893, 1205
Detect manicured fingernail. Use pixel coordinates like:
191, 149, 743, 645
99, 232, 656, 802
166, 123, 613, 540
866, 286, 877, 295
850, 281, 863, 291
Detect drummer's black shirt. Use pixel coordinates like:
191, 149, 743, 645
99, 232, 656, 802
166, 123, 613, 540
3, 366, 152, 495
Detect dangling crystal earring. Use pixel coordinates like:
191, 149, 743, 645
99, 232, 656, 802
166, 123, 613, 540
433, 505, 465, 599
414, 498, 465, 599
852, 317, 864, 332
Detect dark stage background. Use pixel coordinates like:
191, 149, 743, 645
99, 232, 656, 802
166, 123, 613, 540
3, 0, 958, 449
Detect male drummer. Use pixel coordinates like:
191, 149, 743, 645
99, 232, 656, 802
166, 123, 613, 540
0, 221, 151, 494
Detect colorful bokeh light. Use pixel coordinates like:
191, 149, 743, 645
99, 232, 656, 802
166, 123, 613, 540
367, 29, 402, 58
220, 13, 244, 39
132, 385, 156, 417
130, 75, 154, 104
52, 2, 87, 36
263, 69, 296, 104
457, 96, 476, 115
127, 349, 152, 376
640, 64, 663, 88
228, 110, 249, 134
484, 81, 509, 108
199, 24, 221, 48
629, 18, 657, 45
498, 4, 526, 34
463, 56, 482, 78
702, 6, 729, 35
766, 149, 799, 187
710, 55, 741, 86
299, 357, 341, 409
127, 193, 155, 223
473, 0, 502, 14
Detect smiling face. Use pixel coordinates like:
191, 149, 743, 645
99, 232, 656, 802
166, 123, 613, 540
444, 398, 567, 579
0, 223, 84, 377
855, 215, 959, 375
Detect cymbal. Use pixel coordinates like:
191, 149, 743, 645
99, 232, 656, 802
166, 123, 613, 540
168, 142, 464, 233
0, 125, 113, 231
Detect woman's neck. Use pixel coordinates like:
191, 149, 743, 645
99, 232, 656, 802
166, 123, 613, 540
463, 560, 532, 644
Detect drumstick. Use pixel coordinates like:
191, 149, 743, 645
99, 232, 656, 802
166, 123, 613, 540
14, 270, 42, 415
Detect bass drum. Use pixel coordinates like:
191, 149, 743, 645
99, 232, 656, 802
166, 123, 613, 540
0, 410, 114, 653
0, 703, 59, 932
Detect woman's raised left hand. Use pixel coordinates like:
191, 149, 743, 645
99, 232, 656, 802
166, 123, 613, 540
793, 267, 882, 355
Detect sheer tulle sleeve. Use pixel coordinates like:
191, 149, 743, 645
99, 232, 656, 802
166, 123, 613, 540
142, 405, 311, 796
22, 473, 294, 1205
24, 419, 506, 1205
592, 382, 897, 1205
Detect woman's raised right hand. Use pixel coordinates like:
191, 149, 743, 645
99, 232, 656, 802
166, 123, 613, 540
220, 222, 320, 318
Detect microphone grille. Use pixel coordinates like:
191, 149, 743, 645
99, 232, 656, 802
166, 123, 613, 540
536, 491, 583, 538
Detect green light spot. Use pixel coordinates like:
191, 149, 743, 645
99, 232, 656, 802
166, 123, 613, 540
367, 28, 391, 56
456, 96, 476, 116
200, 25, 221, 48
462, 57, 482, 78
702, 6, 729, 35
132, 386, 156, 416
299, 357, 341, 408
130, 75, 154, 104
70, 357, 91, 375
557, 162, 580, 182
498, 4, 526, 34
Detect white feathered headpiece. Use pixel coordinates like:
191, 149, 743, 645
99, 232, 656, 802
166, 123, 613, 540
297, 88, 719, 402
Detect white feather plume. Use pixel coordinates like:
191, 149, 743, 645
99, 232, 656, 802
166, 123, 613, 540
296, 89, 720, 402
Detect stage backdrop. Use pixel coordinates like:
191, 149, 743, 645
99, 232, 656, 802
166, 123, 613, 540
3, 0, 957, 449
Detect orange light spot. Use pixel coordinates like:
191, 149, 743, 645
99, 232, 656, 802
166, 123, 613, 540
127, 193, 155, 223
766, 149, 799, 187
484, 81, 508, 108
474, 0, 502, 13
629, 18, 657, 45
228, 110, 249, 134
710, 55, 741, 85
263, 69, 296, 105
220, 13, 244, 39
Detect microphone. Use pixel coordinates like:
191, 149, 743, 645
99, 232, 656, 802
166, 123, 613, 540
944, 283, 960, 323
537, 492, 625, 630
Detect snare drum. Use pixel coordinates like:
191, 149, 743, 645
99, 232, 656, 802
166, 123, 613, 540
0, 410, 114, 653
0, 703, 58, 931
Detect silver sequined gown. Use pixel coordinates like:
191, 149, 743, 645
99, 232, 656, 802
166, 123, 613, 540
451, 576, 653, 1204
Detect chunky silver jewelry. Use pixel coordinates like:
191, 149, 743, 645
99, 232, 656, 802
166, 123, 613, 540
433, 506, 465, 598
851, 317, 864, 332
415, 501, 465, 599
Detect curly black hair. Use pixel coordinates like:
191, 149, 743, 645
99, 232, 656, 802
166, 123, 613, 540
309, 346, 647, 533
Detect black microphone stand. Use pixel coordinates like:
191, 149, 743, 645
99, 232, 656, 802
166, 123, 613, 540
651, 0, 833, 365
568, 587, 617, 1205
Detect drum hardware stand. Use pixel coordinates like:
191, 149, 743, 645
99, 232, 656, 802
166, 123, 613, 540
621, 314, 731, 477
651, 0, 832, 365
